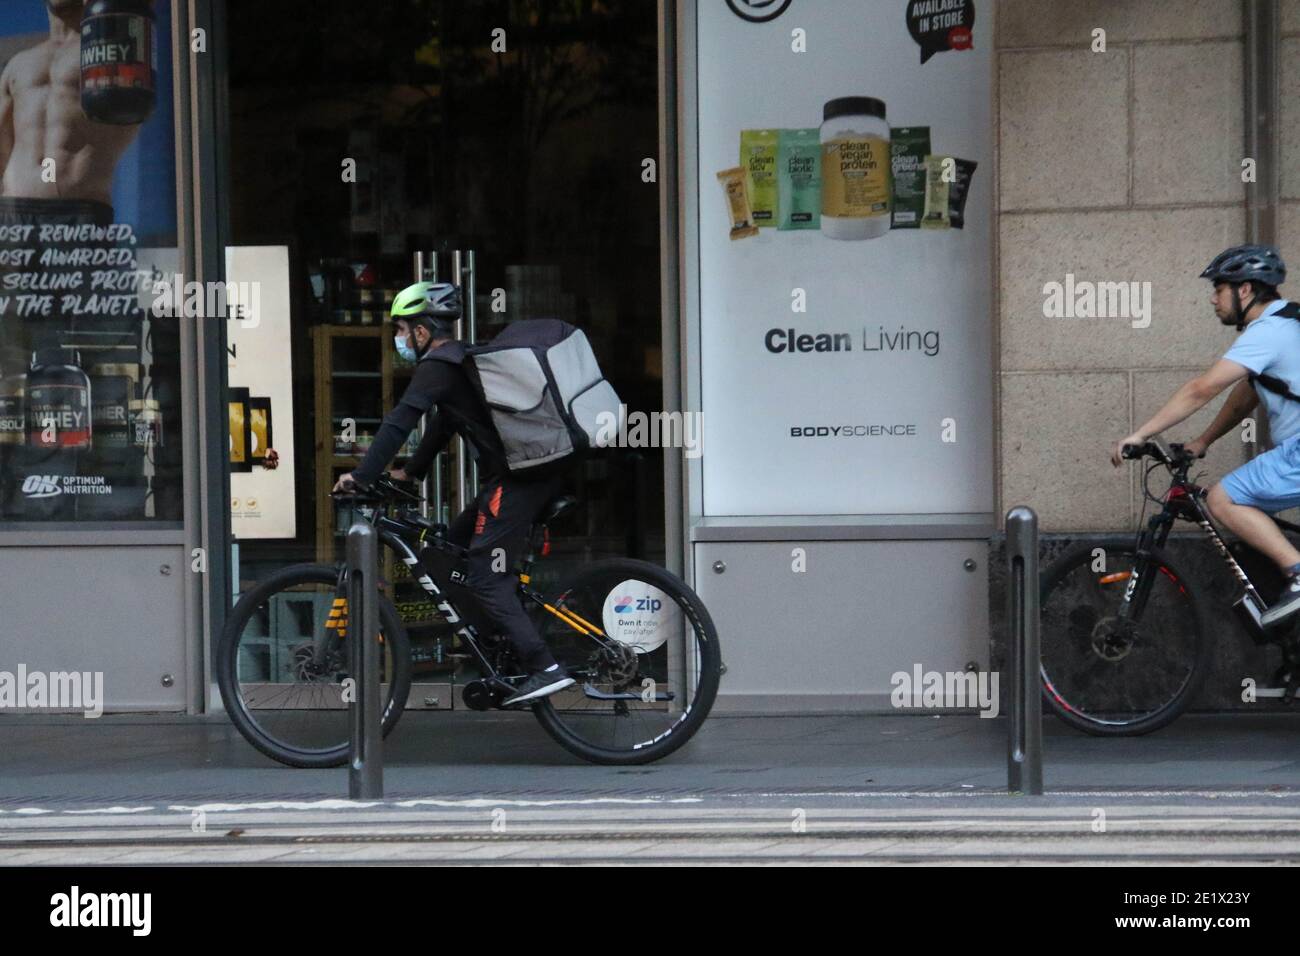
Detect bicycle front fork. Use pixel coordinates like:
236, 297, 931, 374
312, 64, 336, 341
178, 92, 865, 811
1117, 528, 1164, 622
314, 575, 350, 663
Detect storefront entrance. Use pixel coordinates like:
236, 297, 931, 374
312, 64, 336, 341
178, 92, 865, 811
218, 1, 665, 708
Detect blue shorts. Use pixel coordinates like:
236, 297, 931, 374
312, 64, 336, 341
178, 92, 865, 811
1221, 435, 1300, 513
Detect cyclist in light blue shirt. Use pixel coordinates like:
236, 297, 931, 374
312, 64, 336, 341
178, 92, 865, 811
1221, 301, 1300, 445
1112, 245, 1300, 627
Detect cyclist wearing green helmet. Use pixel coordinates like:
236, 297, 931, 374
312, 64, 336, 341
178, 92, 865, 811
332, 281, 575, 705
333, 281, 476, 488
388, 280, 461, 362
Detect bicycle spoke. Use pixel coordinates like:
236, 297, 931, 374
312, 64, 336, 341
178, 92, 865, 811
221, 566, 409, 765
533, 564, 712, 757
1041, 545, 1202, 731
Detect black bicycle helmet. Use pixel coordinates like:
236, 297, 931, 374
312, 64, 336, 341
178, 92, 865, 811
1200, 244, 1286, 288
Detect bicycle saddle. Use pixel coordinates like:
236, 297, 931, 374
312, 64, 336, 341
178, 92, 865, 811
539, 494, 578, 525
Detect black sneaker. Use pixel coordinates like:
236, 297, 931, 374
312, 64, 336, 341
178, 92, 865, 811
1263, 574, 1300, 628
502, 666, 575, 707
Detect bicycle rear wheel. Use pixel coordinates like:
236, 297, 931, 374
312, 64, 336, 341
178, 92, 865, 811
1039, 541, 1210, 735
531, 558, 721, 764
217, 563, 412, 768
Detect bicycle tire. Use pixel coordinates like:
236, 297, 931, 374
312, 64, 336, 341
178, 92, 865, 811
217, 563, 413, 768
531, 558, 722, 765
1039, 541, 1211, 736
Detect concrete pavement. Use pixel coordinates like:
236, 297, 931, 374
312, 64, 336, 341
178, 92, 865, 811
3, 711, 1300, 863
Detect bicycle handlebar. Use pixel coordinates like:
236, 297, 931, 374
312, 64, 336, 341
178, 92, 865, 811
331, 473, 424, 505
1121, 440, 1200, 467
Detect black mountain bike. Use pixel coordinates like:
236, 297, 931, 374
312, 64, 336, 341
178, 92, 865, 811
217, 476, 722, 767
1039, 440, 1300, 735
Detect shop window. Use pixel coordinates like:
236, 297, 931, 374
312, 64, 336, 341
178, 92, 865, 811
225, 0, 663, 582
0, 1, 182, 527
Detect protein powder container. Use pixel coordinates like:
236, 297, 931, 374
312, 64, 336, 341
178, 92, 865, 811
89, 362, 137, 450
28, 349, 92, 450
0, 374, 24, 446
80, 0, 157, 126
820, 97, 891, 240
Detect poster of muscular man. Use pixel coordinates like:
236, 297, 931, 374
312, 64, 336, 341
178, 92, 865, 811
0, 0, 180, 524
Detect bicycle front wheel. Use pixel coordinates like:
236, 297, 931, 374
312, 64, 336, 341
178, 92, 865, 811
217, 563, 412, 768
531, 558, 722, 764
1039, 541, 1210, 735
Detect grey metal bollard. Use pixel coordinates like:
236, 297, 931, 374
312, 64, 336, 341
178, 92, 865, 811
347, 522, 383, 799
1006, 506, 1043, 795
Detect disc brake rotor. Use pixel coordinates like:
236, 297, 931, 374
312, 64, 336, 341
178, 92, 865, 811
291, 643, 339, 683
1090, 616, 1136, 662
588, 643, 640, 689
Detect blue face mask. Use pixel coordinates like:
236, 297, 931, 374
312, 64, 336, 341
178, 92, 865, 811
394, 334, 417, 363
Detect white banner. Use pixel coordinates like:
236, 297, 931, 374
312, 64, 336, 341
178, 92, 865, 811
227, 245, 296, 539
697, 0, 993, 516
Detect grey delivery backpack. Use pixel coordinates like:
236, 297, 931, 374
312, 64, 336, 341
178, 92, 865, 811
431, 319, 624, 475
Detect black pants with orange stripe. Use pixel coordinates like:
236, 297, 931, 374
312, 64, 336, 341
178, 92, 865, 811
447, 472, 566, 672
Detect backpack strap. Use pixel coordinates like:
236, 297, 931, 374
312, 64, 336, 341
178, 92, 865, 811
419, 340, 468, 364
415, 340, 494, 459
1250, 372, 1300, 403
1248, 301, 1300, 401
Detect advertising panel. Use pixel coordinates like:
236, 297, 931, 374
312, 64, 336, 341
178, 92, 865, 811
226, 245, 296, 540
697, 0, 993, 516
0, 0, 180, 524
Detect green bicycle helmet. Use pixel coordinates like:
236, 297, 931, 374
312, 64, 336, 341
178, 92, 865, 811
390, 281, 462, 334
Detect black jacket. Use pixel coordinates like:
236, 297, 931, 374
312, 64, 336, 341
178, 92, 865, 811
352, 342, 507, 484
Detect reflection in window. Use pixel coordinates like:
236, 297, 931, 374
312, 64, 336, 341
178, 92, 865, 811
0, 1, 181, 525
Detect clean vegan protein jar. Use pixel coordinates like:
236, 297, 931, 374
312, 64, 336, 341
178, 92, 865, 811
820, 97, 891, 240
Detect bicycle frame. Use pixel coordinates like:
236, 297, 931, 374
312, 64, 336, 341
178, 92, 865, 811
1123, 447, 1300, 640
335, 500, 672, 706
328, 483, 676, 705
373, 514, 617, 690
